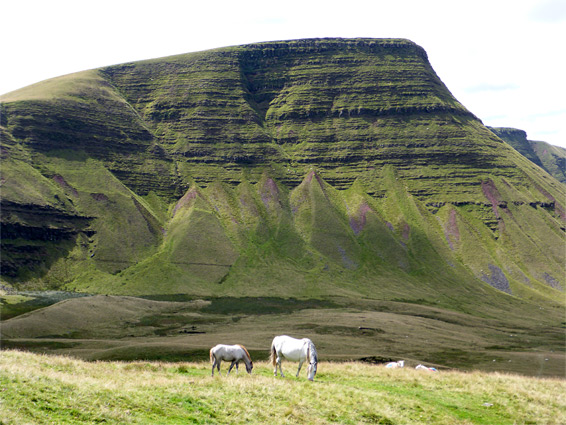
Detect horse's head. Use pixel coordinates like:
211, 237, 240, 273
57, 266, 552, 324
237, 344, 253, 374
307, 343, 318, 381
307, 360, 317, 381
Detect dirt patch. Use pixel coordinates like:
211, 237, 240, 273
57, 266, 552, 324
543, 273, 563, 291
172, 188, 198, 216
402, 222, 411, 241
260, 177, 281, 208
444, 208, 460, 250
90, 193, 109, 202
481, 264, 512, 294
349, 202, 372, 235
53, 174, 78, 197
481, 179, 501, 219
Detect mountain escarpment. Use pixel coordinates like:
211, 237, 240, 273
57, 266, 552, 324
1, 38, 564, 308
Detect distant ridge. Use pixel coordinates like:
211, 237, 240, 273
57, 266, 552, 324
489, 127, 566, 183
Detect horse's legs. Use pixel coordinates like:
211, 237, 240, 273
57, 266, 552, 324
228, 360, 237, 375
296, 360, 304, 377
211, 357, 219, 376
277, 355, 285, 377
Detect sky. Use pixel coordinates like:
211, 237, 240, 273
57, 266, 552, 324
2, 0, 565, 148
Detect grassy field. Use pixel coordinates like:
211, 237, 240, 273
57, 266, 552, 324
1, 350, 564, 424
1, 294, 564, 378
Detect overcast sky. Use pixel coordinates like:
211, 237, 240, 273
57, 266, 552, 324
2, 0, 565, 148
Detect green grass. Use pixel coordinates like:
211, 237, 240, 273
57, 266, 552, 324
1, 350, 564, 424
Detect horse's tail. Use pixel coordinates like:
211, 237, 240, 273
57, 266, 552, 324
270, 341, 277, 367
209, 347, 214, 364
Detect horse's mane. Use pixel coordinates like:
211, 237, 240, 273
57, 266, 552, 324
237, 344, 252, 362
308, 341, 318, 363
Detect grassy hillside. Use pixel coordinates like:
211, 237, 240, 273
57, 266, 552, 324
0, 38, 564, 307
530, 140, 566, 183
1, 350, 564, 425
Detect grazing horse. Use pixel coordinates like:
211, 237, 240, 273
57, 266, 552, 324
209, 344, 253, 376
270, 335, 318, 381
385, 360, 405, 368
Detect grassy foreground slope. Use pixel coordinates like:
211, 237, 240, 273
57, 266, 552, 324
1, 350, 564, 425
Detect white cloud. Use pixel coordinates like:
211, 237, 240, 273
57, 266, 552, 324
464, 83, 520, 94
529, 0, 566, 23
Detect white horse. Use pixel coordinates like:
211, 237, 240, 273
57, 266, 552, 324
270, 335, 318, 381
385, 360, 405, 368
416, 364, 437, 372
210, 344, 253, 376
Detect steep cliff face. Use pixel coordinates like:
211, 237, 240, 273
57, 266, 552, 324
99, 39, 529, 197
1, 38, 564, 306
